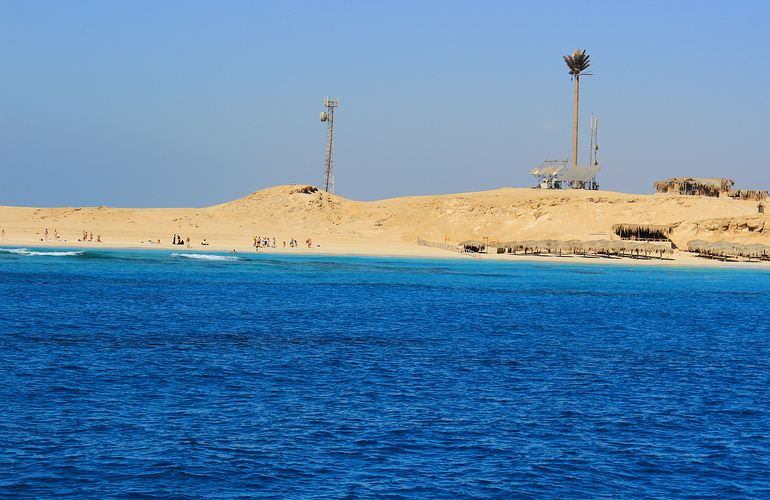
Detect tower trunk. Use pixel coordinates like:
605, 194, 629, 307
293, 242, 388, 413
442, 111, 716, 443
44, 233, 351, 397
572, 75, 579, 169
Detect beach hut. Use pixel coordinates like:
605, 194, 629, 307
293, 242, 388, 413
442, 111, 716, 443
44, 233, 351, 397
654, 177, 734, 197
728, 189, 769, 201
459, 240, 486, 253
612, 223, 673, 242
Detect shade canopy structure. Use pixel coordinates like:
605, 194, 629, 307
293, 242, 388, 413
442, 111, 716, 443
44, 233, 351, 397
654, 177, 734, 197
560, 165, 601, 184
612, 223, 674, 241
529, 160, 600, 190
529, 164, 565, 177
728, 189, 768, 201
459, 240, 487, 253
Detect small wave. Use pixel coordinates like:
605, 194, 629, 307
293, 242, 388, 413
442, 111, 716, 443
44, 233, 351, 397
0, 248, 85, 257
171, 253, 242, 262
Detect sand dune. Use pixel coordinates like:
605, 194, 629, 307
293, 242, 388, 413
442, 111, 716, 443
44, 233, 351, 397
1, 184, 767, 263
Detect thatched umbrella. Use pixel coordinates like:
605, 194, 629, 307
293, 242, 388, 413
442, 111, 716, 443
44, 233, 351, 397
594, 239, 613, 256
542, 239, 559, 254
581, 240, 598, 255
518, 240, 539, 254
711, 241, 737, 259
648, 242, 672, 259
745, 243, 767, 260
504, 241, 524, 254
564, 240, 583, 255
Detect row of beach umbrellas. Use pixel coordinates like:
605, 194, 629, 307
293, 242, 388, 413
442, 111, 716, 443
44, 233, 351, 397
687, 240, 770, 260
460, 239, 672, 258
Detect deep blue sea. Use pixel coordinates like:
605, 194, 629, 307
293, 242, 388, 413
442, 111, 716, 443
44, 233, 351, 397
1, 247, 770, 498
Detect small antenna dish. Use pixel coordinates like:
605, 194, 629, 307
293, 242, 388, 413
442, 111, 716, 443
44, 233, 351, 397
320, 111, 328, 122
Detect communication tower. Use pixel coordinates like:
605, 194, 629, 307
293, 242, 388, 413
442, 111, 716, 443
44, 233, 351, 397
320, 97, 340, 193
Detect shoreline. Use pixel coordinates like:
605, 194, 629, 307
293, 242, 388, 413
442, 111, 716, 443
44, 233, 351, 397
2, 184, 768, 271
2, 238, 770, 271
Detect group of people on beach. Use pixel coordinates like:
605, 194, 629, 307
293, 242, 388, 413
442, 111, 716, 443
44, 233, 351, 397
37, 228, 101, 243
252, 236, 313, 250
24, 227, 316, 251
79, 231, 101, 242
41, 228, 59, 241
172, 234, 190, 247
141, 235, 208, 246
173, 234, 209, 246
254, 236, 276, 249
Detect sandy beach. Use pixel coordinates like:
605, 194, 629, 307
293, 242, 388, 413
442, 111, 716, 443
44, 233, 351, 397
2, 184, 769, 268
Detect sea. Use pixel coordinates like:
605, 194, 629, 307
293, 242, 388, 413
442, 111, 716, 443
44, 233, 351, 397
1, 247, 769, 498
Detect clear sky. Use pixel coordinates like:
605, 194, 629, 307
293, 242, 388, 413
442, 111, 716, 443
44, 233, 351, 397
1, 0, 769, 207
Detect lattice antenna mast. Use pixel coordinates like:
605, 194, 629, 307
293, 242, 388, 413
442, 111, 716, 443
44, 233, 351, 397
320, 97, 340, 193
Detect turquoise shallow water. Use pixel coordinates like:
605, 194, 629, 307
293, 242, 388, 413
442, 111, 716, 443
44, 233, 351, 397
1, 247, 770, 497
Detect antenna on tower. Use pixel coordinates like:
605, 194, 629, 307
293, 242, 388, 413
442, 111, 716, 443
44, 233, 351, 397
320, 97, 340, 193
589, 114, 599, 166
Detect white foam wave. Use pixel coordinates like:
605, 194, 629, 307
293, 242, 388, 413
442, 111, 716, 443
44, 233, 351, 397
171, 253, 242, 262
0, 248, 84, 257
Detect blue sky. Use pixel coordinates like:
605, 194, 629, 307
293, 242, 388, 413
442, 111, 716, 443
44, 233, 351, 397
1, 0, 768, 207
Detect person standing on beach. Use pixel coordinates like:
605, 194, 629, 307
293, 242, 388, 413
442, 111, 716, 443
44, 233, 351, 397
44, 228, 48, 240
1, 228, 4, 240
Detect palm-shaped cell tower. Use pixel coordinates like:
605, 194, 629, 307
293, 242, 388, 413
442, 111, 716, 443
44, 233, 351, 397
563, 49, 591, 169
530, 49, 600, 190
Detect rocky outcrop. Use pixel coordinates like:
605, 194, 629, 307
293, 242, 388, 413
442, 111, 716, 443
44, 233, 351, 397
671, 216, 769, 247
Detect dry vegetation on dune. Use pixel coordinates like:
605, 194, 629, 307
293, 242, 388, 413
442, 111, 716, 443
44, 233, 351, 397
1, 184, 768, 255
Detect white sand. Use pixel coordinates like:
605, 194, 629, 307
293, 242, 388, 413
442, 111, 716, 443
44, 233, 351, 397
1, 185, 768, 268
